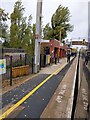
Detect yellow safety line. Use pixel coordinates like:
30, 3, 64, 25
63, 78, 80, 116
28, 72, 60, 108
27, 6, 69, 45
0, 61, 70, 120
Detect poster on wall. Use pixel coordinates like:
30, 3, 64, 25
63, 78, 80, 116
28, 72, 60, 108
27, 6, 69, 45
0, 59, 6, 75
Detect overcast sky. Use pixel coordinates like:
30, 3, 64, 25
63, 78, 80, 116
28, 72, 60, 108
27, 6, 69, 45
0, 0, 90, 40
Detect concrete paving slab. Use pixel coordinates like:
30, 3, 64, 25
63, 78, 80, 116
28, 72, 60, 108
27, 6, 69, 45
39, 58, 67, 75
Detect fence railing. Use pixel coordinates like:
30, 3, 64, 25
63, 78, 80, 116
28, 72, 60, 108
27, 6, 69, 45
2, 54, 34, 84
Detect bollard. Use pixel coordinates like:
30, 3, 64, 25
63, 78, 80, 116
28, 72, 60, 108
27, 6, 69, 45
10, 56, 12, 86
25, 54, 27, 65
20, 54, 22, 66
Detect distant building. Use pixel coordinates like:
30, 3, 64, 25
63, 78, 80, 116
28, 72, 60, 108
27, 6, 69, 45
88, 1, 90, 50
70, 39, 88, 51
72, 40, 87, 46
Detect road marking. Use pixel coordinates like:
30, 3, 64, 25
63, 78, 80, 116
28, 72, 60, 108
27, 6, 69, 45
56, 84, 67, 103
54, 63, 67, 75
0, 62, 68, 120
82, 88, 88, 111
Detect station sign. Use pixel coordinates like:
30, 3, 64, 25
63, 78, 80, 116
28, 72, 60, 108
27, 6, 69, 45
0, 59, 6, 75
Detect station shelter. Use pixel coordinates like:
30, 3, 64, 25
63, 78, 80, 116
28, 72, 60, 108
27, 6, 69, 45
41, 39, 68, 66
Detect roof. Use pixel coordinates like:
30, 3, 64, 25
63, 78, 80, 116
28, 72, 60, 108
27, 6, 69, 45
60, 44, 68, 50
50, 39, 60, 48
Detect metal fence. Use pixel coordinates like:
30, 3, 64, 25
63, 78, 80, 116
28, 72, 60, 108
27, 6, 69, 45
2, 54, 34, 81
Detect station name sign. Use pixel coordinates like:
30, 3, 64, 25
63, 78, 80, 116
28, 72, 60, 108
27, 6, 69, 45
0, 59, 6, 75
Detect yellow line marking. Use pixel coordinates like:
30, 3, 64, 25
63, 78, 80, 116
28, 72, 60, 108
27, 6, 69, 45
54, 63, 67, 75
54, 57, 74, 75
0, 61, 69, 120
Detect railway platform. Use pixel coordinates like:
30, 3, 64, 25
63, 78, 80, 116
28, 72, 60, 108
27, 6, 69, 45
41, 56, 89, 119
41, 57, 77, 118
0, 56, 89, 119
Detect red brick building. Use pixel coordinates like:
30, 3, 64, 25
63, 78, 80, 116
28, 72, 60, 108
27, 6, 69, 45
60, 44, 67, 58
41, 39, 67, 59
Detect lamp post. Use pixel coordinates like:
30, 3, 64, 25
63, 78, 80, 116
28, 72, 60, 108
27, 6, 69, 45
59, 27, 68, 43
34, 0, 43, 73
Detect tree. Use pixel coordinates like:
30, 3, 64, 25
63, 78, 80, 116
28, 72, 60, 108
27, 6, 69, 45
51, 5, 73, 40
10, 0, 35, 55
21, 15, 34, 55
24, 23, 36, 55
10, 0, 25, 48
43, 23, 53, 40
28, 23, 36, 55
0, 8, 10, 47
43, 5, 73, 41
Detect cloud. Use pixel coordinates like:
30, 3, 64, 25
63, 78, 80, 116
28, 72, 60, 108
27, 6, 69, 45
0, 0, 89, 39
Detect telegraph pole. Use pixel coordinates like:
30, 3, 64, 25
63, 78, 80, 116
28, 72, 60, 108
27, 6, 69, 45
34, 0, 42, 73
